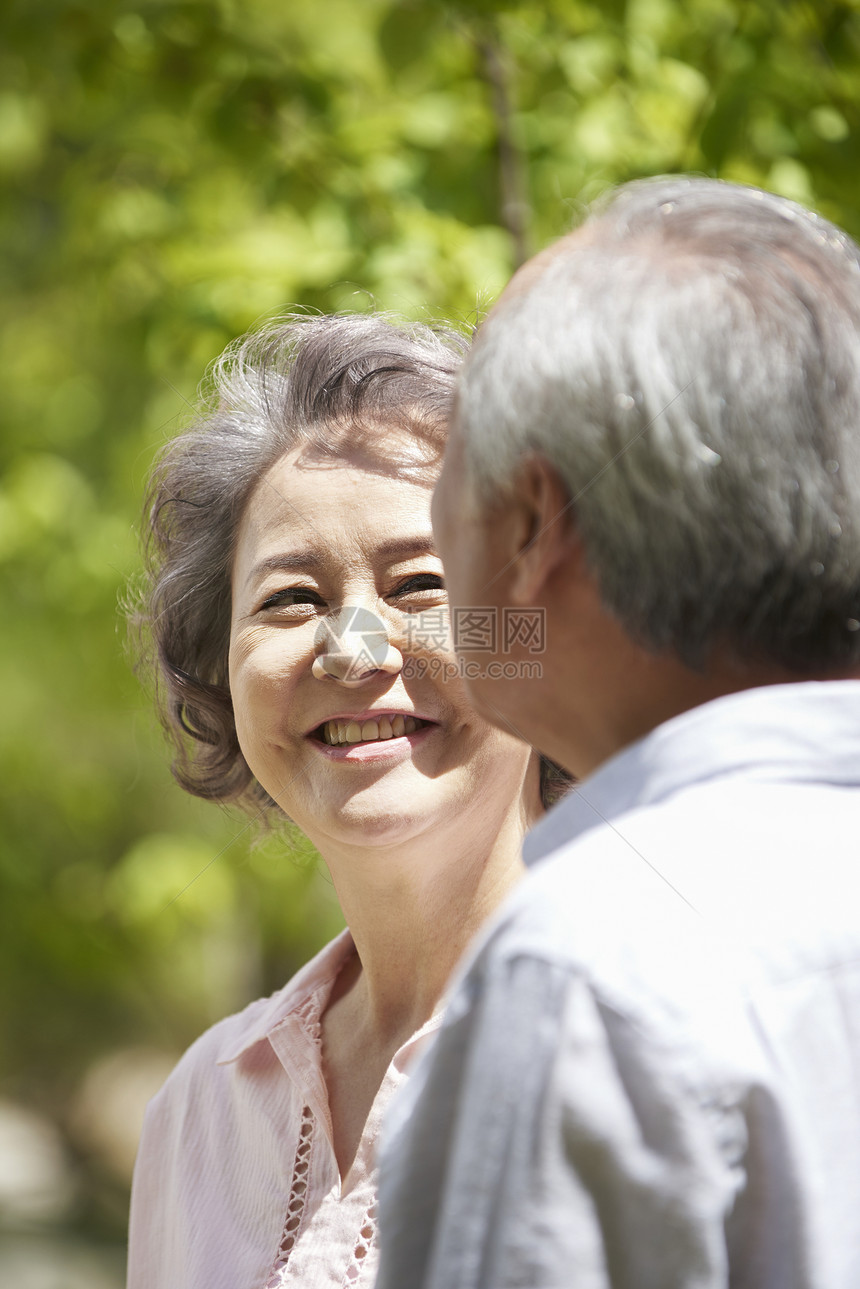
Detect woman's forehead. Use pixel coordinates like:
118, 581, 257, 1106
251, 442, 436, 511
232, 447, 438, 585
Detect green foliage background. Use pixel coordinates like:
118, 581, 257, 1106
1, 0, 859, 1258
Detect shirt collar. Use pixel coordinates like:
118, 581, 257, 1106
216, 928, 356, 1064
525, 680, 860, 869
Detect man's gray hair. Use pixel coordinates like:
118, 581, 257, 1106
459, 177, 860, 671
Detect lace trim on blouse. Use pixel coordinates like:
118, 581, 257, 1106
265, 1105, 315, 1286
263, 970, 382, 1286
263, 1108, 379, 1287
341, 1199, 377, 1286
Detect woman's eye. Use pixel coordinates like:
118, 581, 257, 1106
259, 588, 324, 611
391, 574, 446, 601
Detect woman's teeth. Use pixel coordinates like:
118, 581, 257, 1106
320, 715, 423, 745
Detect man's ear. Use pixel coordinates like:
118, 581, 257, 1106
506, 456, 583, 605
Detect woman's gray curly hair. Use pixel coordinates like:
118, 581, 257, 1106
133, 312, 571, 818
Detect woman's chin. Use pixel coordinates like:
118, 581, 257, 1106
327, 805, 427, 849
306, 785, 443, 852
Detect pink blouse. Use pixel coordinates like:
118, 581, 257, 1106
128, 930, 442, 1288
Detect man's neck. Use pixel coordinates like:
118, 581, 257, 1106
533, 639, 860, 782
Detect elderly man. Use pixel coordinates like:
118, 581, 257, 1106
376, 177, 860, 1289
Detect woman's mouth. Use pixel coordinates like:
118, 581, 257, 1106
314, 714, 431, 746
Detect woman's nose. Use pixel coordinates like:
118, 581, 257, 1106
312, 605, 403, 686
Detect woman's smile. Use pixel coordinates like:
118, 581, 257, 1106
309, 708, 436, 745
228, 440, 533, 850
310, 712, 439, 760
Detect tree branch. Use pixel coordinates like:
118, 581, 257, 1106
476, 31, 531, 269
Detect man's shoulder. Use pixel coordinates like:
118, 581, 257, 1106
474, 801, 730, 1030
468, 768, 859, 1039
521, 766, 855, 936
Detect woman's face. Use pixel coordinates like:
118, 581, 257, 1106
228, 439, 538, 855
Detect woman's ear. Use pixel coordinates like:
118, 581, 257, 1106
506, 456, 583, 606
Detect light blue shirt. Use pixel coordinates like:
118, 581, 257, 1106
377, 682, 860, 1288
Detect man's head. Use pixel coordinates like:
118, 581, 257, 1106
433, 177, 860, 775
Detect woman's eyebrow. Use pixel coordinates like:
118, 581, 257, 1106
246, 535, 439, 588
374, 534, 438, 561
246, 551, 324, 584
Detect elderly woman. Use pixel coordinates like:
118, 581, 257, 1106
127, 314, 565, 1289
